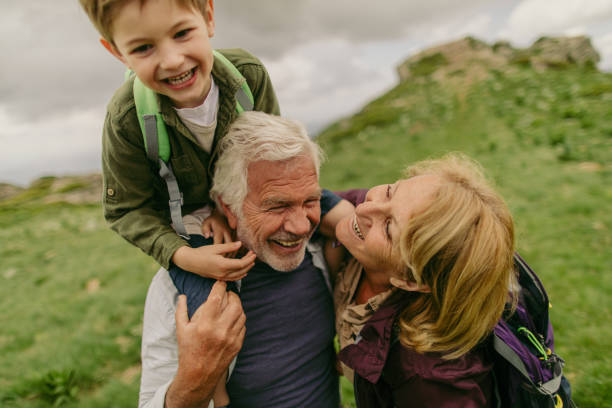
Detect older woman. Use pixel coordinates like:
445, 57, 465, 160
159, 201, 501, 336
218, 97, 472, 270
331, 154, 516, 407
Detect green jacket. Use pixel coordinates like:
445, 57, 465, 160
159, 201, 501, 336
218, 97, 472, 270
102, 48, 280, 268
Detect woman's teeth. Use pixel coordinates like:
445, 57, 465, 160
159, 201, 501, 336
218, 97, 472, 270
352, 215, 364, 240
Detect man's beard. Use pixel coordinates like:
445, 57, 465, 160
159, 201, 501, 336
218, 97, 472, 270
235, 219, 313, 272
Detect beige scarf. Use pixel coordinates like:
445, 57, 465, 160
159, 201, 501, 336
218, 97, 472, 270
334, 258, 393, 383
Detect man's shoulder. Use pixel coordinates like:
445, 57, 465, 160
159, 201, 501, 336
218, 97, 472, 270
145, 268, 180, 317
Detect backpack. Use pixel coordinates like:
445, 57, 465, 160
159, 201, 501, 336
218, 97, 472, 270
491, 254, 576, 408
129, 50, 254, 238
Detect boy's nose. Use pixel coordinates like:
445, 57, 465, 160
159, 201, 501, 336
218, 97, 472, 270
159, 47, 184, 71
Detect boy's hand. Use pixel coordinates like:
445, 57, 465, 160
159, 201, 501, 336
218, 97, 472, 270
173, 243, 256, 281
202, 207, 233, 245
319, 199, 355, 239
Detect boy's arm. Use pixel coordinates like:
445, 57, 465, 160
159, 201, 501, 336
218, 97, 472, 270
102, 108, 186, 269
319, 189, 356, 239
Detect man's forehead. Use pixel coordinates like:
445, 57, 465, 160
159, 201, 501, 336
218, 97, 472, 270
246, 157, 320, 201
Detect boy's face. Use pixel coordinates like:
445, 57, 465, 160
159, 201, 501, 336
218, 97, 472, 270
103, 0, 215, 109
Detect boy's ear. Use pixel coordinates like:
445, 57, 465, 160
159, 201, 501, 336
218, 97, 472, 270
99, 38, 128, 66
390, 277, 431, 293
217, 198, 238, 229
205, 0, 215, 37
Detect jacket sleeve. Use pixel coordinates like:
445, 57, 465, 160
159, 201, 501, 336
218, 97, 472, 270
102, 105, 188, 269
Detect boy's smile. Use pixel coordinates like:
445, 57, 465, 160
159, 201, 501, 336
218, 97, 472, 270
103, 0, 216, 109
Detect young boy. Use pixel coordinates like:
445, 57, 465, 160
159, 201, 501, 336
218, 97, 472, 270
79, 0, 278, 278
79, 1, 350, 406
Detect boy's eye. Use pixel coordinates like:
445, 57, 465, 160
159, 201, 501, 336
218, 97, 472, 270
174, 29, 191, 39
131, 44, 152, 55
386, 184, 391, 198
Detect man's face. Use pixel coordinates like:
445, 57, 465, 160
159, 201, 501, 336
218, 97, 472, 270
227, 156, 321, 272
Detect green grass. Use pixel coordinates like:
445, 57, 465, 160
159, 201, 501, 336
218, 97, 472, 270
2, 64, 611, 407
0, 204, 153, 407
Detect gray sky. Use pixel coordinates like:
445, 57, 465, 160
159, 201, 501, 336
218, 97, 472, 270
2, 0, 611, 186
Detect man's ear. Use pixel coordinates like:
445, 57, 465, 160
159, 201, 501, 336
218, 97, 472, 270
217, 198, 238, 229
99, 38, 128, 66
390, 277, 431, 293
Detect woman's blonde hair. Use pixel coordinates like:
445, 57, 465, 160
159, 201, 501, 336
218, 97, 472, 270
396, 153, 517, 359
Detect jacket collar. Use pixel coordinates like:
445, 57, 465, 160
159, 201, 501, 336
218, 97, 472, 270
338, 292, 410, 384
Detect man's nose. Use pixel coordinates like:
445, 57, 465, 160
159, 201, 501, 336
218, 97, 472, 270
284, 208, 312, 236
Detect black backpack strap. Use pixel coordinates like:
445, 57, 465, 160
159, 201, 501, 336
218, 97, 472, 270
494, 334, 565, 398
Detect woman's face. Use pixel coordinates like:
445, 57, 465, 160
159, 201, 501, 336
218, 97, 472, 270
336, 175, 439, 276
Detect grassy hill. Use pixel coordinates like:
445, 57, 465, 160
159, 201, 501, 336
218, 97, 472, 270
1, 36, 611, 407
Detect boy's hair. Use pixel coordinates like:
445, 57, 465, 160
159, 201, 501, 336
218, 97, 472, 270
396, 153, 517, 360
79, 0, 211, 44
210, 111, 324, 216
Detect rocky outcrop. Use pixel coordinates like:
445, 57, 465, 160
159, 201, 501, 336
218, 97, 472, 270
397, 35, 601, 83
527, 36, 600, 69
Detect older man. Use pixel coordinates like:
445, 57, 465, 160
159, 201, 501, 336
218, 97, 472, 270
139, 112, 343, 408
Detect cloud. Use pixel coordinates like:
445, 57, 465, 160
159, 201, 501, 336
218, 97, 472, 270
213, 0, 492, 57
263, 38, 398, 132
0, 106, 103, 185
499, 0, 612, 45
0, 0, 124, 121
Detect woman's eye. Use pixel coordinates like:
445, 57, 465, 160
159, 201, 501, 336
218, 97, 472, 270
386, 184, 391, 198
385, 219, 392, 240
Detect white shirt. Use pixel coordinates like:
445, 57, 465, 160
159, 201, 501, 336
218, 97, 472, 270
174, 78, 219, 154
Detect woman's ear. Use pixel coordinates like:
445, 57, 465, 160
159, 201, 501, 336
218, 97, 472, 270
390, 277, 431, 293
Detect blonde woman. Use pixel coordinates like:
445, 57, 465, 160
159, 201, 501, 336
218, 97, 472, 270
331, 154, 516, 407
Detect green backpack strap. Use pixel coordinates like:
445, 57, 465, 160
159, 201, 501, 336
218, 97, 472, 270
133, 76, 171, 163
213, 50, 254, 112
132, 76, 187, 238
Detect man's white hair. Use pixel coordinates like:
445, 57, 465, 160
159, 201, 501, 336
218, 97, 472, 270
210, 111, 324, 215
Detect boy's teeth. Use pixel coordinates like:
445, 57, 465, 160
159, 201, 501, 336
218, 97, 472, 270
167, 69, 193, 85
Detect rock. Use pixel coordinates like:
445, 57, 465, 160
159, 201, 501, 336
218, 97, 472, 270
396, 35, 601, 83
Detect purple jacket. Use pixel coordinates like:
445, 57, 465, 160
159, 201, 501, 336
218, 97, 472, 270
338, 296, 494, 408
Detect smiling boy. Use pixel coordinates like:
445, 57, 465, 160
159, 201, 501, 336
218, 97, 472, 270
79, 0, 279, 277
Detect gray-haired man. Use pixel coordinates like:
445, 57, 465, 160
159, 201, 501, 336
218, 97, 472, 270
139, 112, 347, 408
